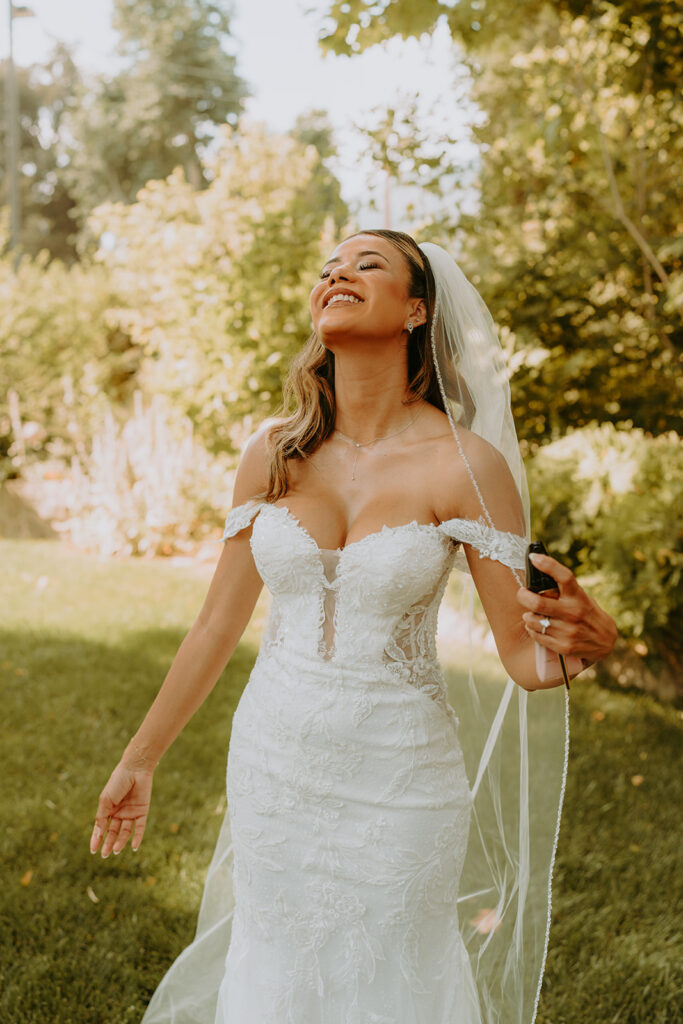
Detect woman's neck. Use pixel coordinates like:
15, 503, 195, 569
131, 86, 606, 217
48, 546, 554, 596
332, 349, 414, 444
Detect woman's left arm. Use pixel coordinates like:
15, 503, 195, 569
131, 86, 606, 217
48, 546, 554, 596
463, 539, 618, 692
434, 431, 618, 691
465, 528, 617, 692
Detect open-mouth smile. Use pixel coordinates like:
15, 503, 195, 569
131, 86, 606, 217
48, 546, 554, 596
324, 291, 364, 308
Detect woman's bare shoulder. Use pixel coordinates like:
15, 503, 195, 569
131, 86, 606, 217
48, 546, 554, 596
423, 412, 521, 525
421, 407, 504, 471
231, 416, 288, 505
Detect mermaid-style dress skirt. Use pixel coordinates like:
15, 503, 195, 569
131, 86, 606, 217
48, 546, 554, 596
142, 503, 489, 1024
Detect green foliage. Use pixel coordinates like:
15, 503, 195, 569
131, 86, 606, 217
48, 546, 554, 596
319, 0, 683, 441
352, 94, 477, 228
52, 393, 233, 557
1, 0, 248, 260
64, 0, 247, 219
83, 124, 337, 453
291, 110, 349, 232
0, 235, 117, 472
355, 99, 451, 191
454, 1, 683, 441
1, 124, 342, 487
319, 0, 443, 55
0, 44, 81, 261
527, 424, 683, 676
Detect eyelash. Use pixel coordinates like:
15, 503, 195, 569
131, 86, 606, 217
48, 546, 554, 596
320, 261, 379, 280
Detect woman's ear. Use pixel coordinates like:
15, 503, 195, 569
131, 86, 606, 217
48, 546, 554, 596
409, 298, 427, 328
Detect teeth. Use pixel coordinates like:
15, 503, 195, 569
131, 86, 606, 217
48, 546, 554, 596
327, 294, 361, 306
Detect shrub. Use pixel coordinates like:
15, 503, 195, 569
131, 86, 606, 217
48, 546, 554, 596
18, 393, 233, 557
527, 424, 682, 698
0, 247, 116, 477
1, 124, 340, 483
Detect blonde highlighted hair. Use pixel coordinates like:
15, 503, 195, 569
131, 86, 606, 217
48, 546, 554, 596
264, 230, 443, 501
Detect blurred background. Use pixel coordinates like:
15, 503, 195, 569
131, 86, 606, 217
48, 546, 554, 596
1, 2, 681, 1021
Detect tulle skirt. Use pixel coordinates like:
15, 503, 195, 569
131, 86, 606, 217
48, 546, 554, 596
142, 648, 482, 1024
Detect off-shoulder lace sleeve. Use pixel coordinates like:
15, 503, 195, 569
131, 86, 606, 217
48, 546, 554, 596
220, 501, 264, 541
438, 516, 527, 570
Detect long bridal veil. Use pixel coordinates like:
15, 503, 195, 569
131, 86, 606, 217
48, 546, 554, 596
422, 241, 568, 1024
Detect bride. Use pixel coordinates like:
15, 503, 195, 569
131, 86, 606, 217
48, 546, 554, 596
90, 230, 617, 1024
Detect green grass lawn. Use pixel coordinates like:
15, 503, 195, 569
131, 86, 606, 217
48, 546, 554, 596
1, 539, 680, 1023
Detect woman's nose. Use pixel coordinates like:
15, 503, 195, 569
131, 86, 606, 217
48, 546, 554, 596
328, 263, 352, 284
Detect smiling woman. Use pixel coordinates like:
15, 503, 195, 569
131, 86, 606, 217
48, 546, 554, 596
265, 232, 445, 506
90, 229, 616, 1024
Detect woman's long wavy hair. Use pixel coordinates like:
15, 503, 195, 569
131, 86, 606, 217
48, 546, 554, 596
264, 229, 443, 501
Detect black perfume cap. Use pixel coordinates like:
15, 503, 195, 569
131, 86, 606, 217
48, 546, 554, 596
526, 541, 558, 592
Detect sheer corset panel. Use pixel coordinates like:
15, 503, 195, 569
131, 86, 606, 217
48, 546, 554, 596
319, 549, 339, 657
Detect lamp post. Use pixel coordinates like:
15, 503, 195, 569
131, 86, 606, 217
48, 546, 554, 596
5, 2, 35, 256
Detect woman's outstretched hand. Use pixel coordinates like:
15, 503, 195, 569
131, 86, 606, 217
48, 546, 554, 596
516, 551, 618, 666
90, 760, 154, 858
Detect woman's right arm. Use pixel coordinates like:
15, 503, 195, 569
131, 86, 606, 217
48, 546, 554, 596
89, 432, 269, 858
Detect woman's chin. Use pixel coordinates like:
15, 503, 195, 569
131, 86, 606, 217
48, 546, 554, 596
318, 308, 363, 330
317, 321, 364, 346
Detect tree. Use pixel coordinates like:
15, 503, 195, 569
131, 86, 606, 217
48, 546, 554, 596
318, 0, 683, 441
351, 94, 476, 231
316, 0, 683, 695
64, 0, 247, 219
0, 44, 81, 261
291, 110, 349, 233
79, 124, 338, 453
1, 122, 346, 478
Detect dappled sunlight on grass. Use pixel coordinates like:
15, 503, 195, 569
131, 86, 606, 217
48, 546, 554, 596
1, 539, 680, 1022
0, 539, 257, 1022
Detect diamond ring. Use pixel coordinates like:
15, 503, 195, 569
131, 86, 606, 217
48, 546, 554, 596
539, 617, 551, 635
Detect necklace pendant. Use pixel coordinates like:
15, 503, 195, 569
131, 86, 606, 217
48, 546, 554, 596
335, 406, 423, 482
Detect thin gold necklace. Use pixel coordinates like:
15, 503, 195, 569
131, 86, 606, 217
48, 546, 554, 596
334, 406, 422, 480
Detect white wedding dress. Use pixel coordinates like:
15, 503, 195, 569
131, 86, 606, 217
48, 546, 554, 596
141, 500, 558, 1024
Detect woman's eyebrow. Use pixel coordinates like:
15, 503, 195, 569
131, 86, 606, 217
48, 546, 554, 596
321, 249, 390, 270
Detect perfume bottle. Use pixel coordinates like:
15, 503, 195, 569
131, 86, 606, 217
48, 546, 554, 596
526, 542, 583, 689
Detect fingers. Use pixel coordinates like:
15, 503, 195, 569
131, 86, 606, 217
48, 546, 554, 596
110, 812, 148, 854
90, 766, 154, 858
518, 554, 619, 665
523, 609, 567, 639
522, 605, 609, 663
517, 587, 582, 620
100, 816, 122, 859
91, 812, 147, 857
528, 552, 580, 593
89, 822, 104, 854
131, 814, 148, 853
522, 612, 575, 653
90, 806, 150, 858
112, 819, 134, 855
90, 797, 114, 854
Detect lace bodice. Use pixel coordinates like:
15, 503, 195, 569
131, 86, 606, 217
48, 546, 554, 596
222, 502, 526, 716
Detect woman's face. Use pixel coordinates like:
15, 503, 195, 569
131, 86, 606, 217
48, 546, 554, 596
309, 234, 422, 348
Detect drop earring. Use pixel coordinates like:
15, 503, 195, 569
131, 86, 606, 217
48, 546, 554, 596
407, 322, 414, 334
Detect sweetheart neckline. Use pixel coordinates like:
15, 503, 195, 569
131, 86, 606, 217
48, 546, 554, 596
266, 502, 451, 557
